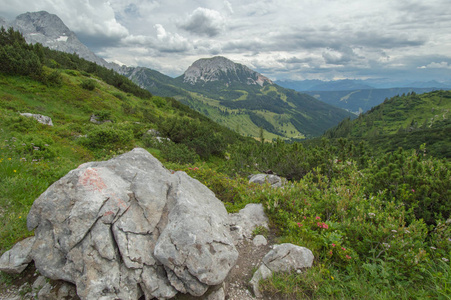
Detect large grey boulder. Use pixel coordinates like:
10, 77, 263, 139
24, 148, 238, 300
0, 236, 35, 274
20, 113, 53, 126
250, 243, 314, 297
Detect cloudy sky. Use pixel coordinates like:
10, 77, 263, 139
1, 0, 450, 82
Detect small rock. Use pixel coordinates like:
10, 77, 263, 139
205, 286, 225, 300
249, 264, 272, 298
249, 174, 283, 187
228, 203, 269, 242
263, 243, 314, 272
32, 275, 47, 293
252, 235, 268, 246
250, 243, 314, 298
0, 236, 35, 274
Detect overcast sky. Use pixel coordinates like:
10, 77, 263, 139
1, 0, 450, 82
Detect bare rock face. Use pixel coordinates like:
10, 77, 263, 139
25, 148, 238, 300
8, 11, 117, 69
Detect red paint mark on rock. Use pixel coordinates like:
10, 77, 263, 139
78, 168, 107, 192
104, 211, 114, 216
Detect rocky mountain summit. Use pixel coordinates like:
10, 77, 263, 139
181, 56, 273, 87
2, 11, 113, 68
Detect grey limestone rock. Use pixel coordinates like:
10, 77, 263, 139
262, 243, 314, 272
0, 236, 35, 274
228, 203, 268, 243
20, 113, 53, 126
250, 243, 314, 298
248, 174, 283, 188
252, 235, 268, 247
25, 148, 238, 300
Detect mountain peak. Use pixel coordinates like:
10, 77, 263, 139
13, 11, 71, 39
182, 56, 273, 86
9, 11, 113, 68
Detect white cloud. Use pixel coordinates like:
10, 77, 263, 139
178, 7, 226, 37
153, 24, 192, 52
418, 61, 451, 69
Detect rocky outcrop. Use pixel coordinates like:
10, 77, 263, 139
20, 113, 53, 126
20, 148, 238, 299
250, 243, 314, 297
248, 174, 283, 188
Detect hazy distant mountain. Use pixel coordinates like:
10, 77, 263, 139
310, 79, 373, 91
276, 78, 451, 91
128, 56, 354, 140
305, 87, 443, 114
3, 11, 116, 69
276, 79, 373, 91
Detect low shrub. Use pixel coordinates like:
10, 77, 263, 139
80, 79, 96, 91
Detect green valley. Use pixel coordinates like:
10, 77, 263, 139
122, 57, 355, 141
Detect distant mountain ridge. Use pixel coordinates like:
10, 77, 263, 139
276, 79, 451, 91
304, 87, 444, 114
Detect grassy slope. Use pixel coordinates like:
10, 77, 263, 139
0, 69, 230, 251
324, 90, 451, 158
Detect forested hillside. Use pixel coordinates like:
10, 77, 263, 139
324, 91, 451, 158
